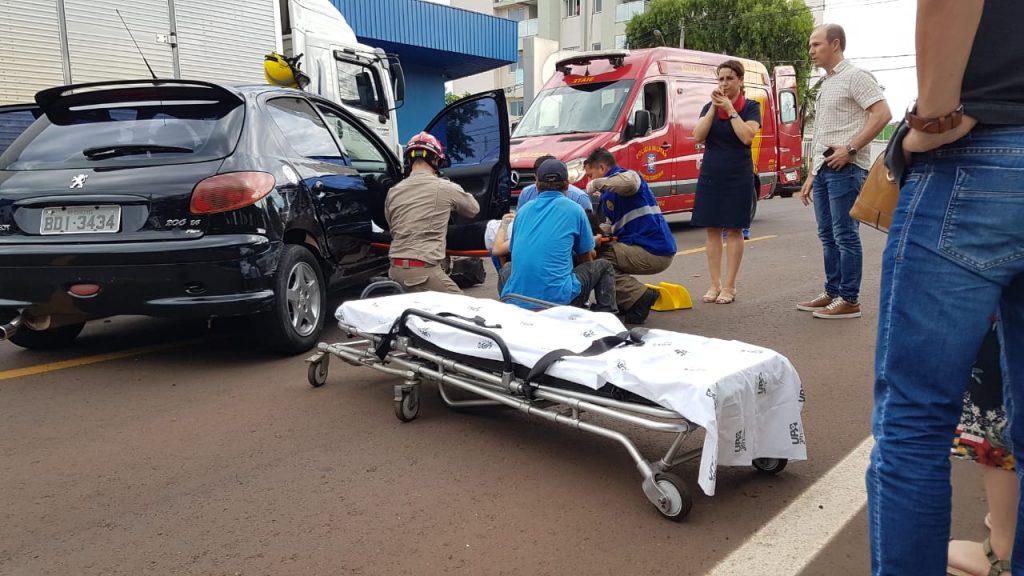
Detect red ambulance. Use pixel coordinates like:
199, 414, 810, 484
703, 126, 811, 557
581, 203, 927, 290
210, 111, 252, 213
509, 47, 802, 217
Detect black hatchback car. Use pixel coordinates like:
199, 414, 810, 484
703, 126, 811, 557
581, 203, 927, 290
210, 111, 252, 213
0, 80, 509, 352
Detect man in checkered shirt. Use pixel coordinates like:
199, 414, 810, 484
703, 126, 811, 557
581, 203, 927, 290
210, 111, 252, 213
797, 23, 892, 319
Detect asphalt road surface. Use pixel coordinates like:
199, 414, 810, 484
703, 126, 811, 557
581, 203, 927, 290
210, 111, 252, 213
0, 196, 986, 576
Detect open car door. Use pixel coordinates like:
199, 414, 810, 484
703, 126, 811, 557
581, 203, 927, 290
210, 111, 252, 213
772, 66, 802, 188
423, 90, 511, 223
0, 104, 42, 156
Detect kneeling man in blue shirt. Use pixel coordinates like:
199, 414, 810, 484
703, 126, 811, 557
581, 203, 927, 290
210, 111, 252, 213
497, 159, 617, 313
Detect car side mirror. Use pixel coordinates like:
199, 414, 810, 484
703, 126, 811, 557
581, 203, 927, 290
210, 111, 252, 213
389, 61, 406, 110
626, 109, 651, 141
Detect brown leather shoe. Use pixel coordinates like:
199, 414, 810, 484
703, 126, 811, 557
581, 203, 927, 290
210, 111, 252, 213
796, 292, 835, 312
812, 298, 862, 319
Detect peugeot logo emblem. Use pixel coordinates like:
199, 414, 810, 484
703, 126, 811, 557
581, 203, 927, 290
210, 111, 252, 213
69, 174, 88, 189
509, 170, 520, 188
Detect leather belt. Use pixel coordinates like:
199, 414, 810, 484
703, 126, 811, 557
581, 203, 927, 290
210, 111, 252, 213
392, 258, 428, 268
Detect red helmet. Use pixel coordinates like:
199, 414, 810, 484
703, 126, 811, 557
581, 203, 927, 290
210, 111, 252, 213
404, 131, 447, 171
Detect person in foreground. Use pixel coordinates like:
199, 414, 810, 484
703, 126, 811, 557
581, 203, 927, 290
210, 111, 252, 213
498, 159, 616, 313
691, 59, 762, 305
866, 1, 1024, 574
585, 148, 676, 324
798, 23, 891, 319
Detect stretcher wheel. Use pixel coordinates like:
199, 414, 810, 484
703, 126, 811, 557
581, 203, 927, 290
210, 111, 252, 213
653, 472, 691, 521
395, 387, 420, 422
752, 458, 788, 475
307, 359, 328, 387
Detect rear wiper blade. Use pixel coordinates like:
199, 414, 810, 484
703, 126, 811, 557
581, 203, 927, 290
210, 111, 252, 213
83, 144, 193, 160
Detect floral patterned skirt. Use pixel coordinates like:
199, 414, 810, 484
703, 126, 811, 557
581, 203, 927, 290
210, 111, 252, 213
951, 324, 1015, 471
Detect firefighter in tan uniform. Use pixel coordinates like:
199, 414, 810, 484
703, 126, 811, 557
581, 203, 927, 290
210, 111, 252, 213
384, 132, 480, 293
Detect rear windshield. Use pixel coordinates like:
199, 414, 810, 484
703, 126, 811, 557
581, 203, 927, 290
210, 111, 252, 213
0, 99, 243, 170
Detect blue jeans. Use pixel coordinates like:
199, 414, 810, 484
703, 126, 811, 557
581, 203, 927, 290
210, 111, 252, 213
867, 127, 1024, 575
812, 164, 867, 302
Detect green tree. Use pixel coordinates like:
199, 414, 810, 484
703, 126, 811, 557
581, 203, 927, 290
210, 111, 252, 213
444, 91, 471, 106
626, 0, 815, 111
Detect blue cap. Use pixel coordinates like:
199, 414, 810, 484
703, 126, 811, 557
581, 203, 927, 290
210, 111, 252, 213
536, 158, 569, 183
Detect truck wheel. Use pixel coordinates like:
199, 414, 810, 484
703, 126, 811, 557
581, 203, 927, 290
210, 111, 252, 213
264, 245, 326, 355
10, 322, 85, 350
749, 189, 759, 223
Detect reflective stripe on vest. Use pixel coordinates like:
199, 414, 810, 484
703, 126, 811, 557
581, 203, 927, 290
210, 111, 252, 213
612, 204, 662, 234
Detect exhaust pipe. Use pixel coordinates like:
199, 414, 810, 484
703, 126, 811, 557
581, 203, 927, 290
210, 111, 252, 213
0, 314, 23, 341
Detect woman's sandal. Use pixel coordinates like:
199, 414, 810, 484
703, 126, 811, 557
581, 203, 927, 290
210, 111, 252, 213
702, 287, 721, 303
946, 537, 1011, 576
715, 288, 736, 304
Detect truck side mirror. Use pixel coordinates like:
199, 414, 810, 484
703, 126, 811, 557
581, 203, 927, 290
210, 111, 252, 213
626, 109, 651, 140
389, 61, 406, 109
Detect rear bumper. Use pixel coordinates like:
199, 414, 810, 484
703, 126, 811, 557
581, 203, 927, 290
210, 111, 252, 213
0, 235, 281, 318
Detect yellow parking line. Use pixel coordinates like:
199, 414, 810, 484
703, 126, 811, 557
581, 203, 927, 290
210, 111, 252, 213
0, 341, 194, 381
676, 234, 778, 255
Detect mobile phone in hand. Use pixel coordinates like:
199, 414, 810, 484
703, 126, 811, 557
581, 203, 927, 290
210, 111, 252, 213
823, 148, 834, 158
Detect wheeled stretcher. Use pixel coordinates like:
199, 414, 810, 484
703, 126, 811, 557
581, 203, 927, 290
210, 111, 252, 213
307, 287, 807, 520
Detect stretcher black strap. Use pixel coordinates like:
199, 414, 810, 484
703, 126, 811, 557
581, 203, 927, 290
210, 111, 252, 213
374, 317, 403, 361
437, 312, 502, 329
521, 328, 648, 398
375, 312, 502, 361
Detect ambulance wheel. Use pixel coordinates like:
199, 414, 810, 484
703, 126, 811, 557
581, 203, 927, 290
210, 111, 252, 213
753, 458, 787, 475
395, 387, 420, 422
653, 472, 691, 521
307, 359, 328, 387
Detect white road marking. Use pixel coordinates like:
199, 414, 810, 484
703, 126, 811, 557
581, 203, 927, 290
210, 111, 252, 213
707, 436, 874, 576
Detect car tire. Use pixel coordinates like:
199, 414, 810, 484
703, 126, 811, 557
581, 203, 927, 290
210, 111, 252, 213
10, 322, 85, 350
264, 244, 326, 355
749, 188, 759, 223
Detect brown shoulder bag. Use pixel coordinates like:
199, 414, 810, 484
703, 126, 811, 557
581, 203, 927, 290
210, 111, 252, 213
849, 121, 909, 234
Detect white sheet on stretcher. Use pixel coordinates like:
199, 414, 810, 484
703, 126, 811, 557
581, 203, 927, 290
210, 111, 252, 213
337, 292, 807, 496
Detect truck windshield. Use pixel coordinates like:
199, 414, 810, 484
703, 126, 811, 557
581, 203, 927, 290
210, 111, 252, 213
512, 80, 635, 138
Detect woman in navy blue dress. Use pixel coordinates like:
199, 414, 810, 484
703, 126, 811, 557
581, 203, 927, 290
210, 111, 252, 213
691, 60, 762, 304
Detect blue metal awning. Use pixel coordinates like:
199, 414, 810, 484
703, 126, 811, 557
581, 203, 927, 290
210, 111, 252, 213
332, 0, 517, 79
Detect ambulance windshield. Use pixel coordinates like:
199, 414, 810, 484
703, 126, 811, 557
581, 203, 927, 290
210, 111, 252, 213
512, 80, 634, 137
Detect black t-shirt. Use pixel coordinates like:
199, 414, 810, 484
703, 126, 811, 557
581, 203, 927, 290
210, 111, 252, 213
962, 1, 1024, 125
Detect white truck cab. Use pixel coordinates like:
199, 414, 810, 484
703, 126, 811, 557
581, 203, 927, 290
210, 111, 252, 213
282, 0, 405, 155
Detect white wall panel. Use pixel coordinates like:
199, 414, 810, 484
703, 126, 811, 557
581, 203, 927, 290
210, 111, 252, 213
0, 0, 65, 104
64, 0, 174, 83
174, 0, 277, 85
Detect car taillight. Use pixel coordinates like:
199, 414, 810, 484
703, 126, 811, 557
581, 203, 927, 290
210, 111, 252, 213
190, 172, 276, 215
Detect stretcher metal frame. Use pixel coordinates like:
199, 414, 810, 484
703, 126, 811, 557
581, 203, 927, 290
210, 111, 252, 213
307, 285, 786, 521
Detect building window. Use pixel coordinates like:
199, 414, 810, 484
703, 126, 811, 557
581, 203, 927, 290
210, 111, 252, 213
594, 0, 603, 13
509, 100, 524, 117
563, 0, 580, 17
507, 7, 527, 21
592, 42, 601, 51
614, 35, 626, 49
509, 59, 520, 74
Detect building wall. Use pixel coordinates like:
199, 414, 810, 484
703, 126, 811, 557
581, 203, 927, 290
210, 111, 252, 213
396, 62, 448, 142
452, 0, 649, 118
